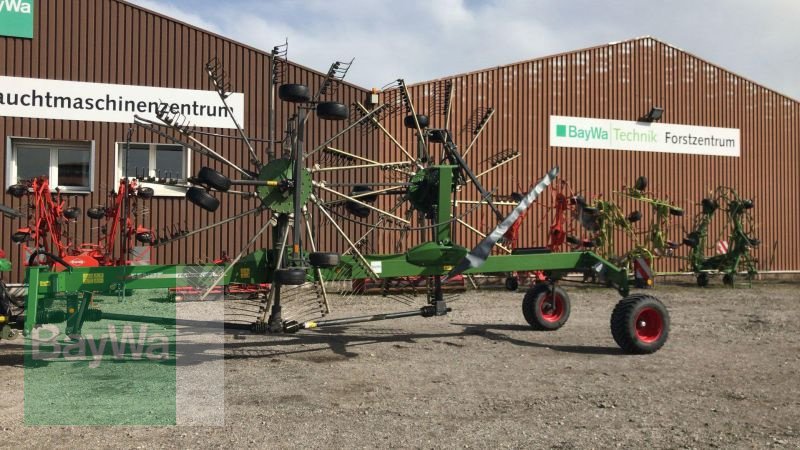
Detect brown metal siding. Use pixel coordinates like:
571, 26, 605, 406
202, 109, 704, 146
401, 38, 799, 272
2, 3, 798, 281
1, 0, 374, 282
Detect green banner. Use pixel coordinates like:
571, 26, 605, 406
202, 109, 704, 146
0, 0, 34, 39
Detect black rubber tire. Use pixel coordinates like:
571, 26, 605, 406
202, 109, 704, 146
572, 195, 586, 207
582, 206, 598, 215
278, 83, 311, 103
566, 235, 581, 246
701, 198, 718, 215
351, 185, 378, 203
87, 207, 107, 220
696, 273, 709, 287
137, 186, 155, 199
505, 276, 519, 292
741, 199, 755, 209
748, 237, 761, 247
197, 167, 231, 192
610, 294, 669, 354
404, 114, 429, 129
522, 284, 571, 331
669, 207, 684, 217
723, 273, 734, 286
428, 129, 447, 143
135, 232, 154, 244
309, 252, 340, 268
634, 176, 648, 191
186, 187, 220, 212
683, 232, 700, 248
275, 268, 307, 285
7, 184, 28, 198
63, 207, 81, 220
11, 231, 29, 243
316, 102, 349, 121
627, 210, 642, 223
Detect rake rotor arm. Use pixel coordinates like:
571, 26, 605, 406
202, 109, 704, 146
133, 115, 253, 179
310, 194, 378, 279
441, 134, 504, 221
153, 206, 267, 247
354, 101, 420, 167
306, 104, 388, 159
313, 182, 410, 224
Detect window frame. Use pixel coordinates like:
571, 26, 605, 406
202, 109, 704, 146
114, 141, 191, 197
5, 137, 96, 193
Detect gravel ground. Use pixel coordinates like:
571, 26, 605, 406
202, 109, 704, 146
1, 281, 799, 448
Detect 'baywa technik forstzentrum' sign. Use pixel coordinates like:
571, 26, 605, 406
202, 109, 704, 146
550, 115, 740, 157
0, 0, 33, 39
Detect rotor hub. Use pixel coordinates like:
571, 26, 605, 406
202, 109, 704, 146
256, 158, 312, 214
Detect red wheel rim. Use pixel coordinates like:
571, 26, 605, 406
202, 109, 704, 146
540, 293, 565, 322
635, 307, 663, 343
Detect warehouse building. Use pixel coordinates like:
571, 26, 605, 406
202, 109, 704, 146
1, 0, 798, 283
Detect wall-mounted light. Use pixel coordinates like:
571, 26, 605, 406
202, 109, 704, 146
639, 107, 664, 122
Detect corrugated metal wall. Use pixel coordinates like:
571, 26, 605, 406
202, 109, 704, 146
395, 38, 799, 272
0, 0, 374, 283
2, 1, 798, 282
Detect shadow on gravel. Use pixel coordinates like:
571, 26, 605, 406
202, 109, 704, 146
456, 323, 622, 355
0, 342, 25, 367
224, 323, 622, 359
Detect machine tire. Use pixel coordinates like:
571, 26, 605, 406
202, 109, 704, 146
627, 210, 642, 223
87, 207, 107, 219
723, 273, 734, 286
610, 294, 669, 354
505, 276, 519, 292
63, 207, 81, 220
309, 252, 340, 268
522, 284, 571, 331
187, 187, 220, 212
634, 176, 648, 191
136, 232, 154, 244
11, 231, 29, 243
696, 272, 709, 287
316, 102, 349, 121
137, 186, 155, 199
669, 207, 684, 217
7, 184, 28, 198
275, 268, 307, 285
197, 167, 231, 192
404, 114, 429, 129
278, 83, 311, 103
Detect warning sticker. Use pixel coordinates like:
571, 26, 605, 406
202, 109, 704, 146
82, 273, 104, 284
239, 268, 250, 278
370, 261, 382, 274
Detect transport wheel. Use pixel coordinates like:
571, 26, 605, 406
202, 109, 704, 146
278, 83, 311, 103
505, 276, 519, 292
696, 272, 709, 287
669, 207, 684, 217
197, 167, 231, 192
136, 232, 154, 244
610, 294, 669, 354
522, 284, 571, 331
626, 210, 642, 223
722, 273, 734, 286
137, 186, 155, 199
186, 187, 220, 212
275, 268, 307, 285
309, 252, 340, 268
316, 102, 349, 121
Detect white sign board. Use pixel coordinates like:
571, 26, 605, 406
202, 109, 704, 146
550, 115, 740, 157
0, 76, 244, 129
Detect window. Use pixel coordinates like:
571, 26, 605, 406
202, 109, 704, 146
115, 142, 190, 197
6, 139, 95, 193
